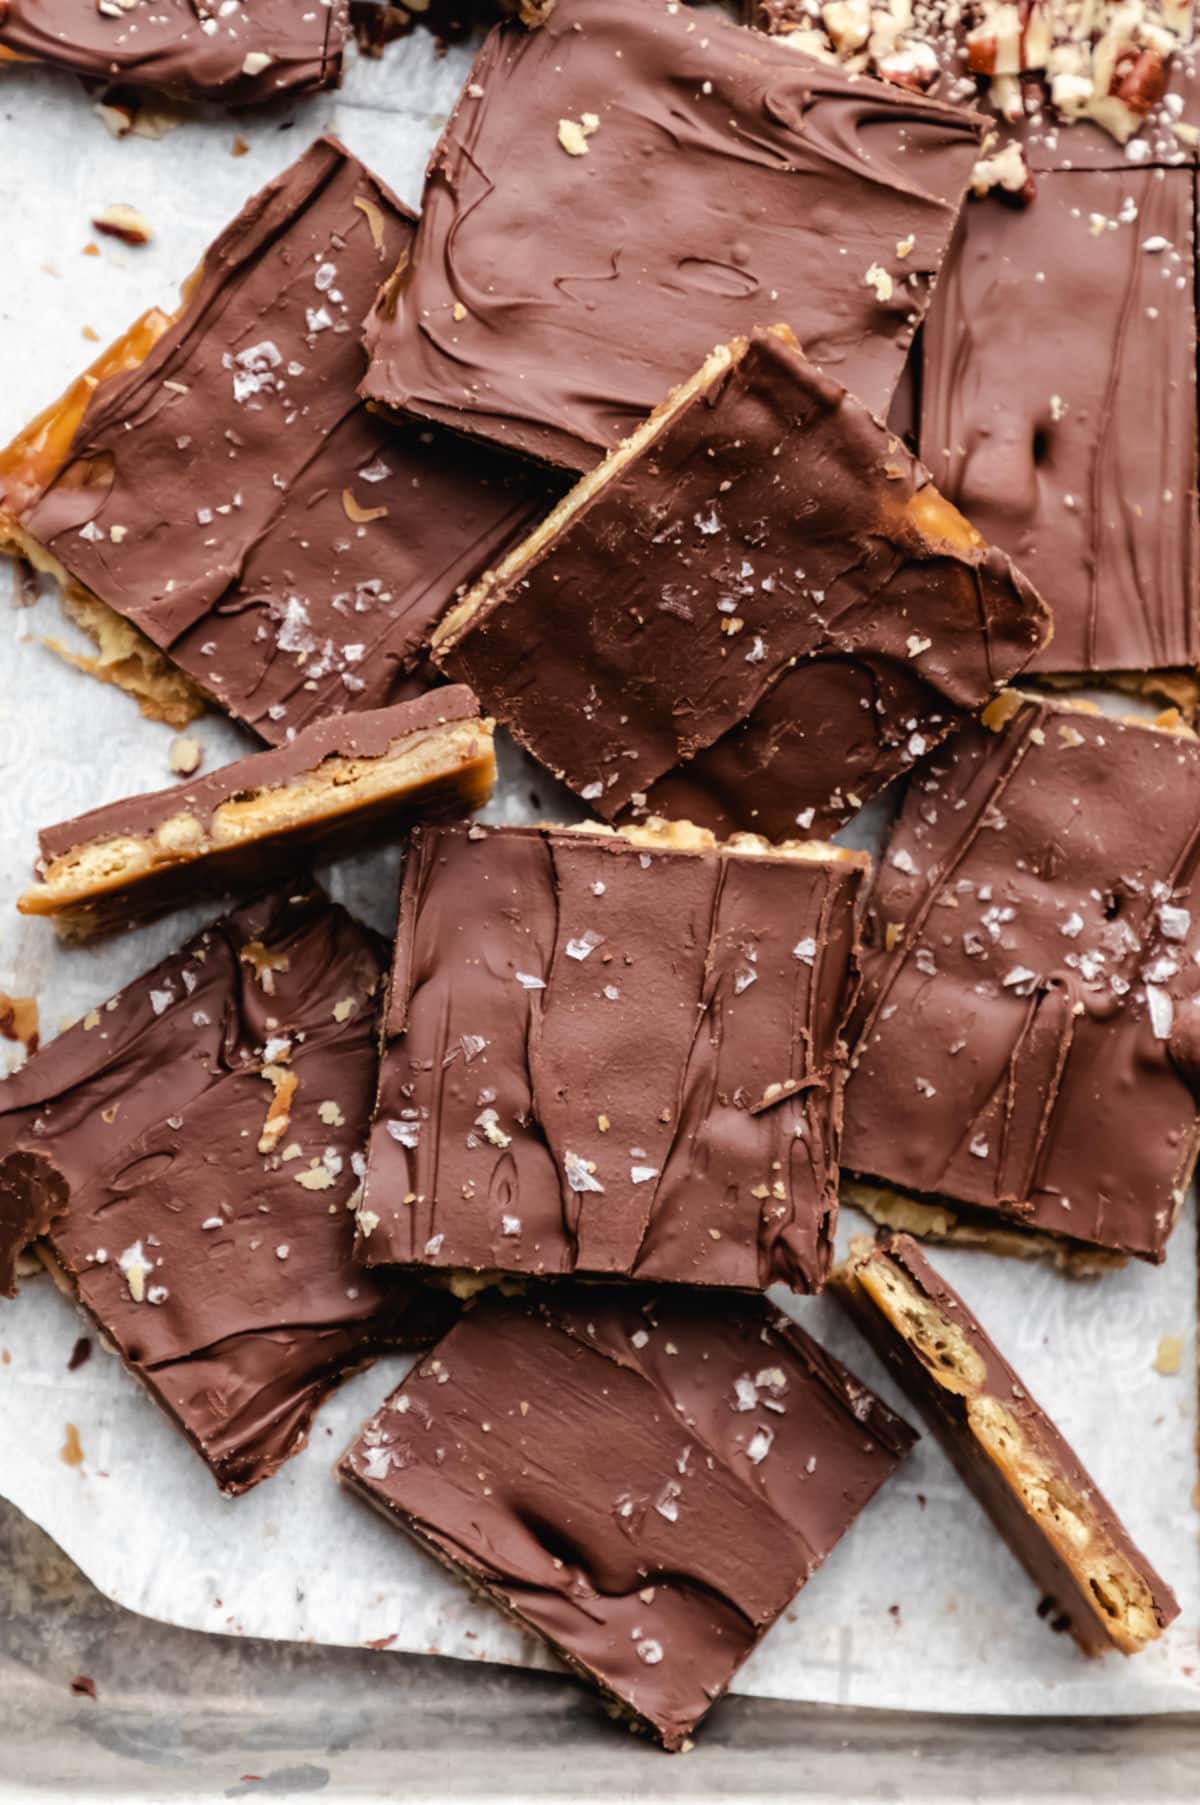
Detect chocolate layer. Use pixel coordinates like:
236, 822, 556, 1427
0, 888, 454, 1491
921, 173, 1198, 676
361, 0, 986, 472
436, 328, 1049, 841
0, 0, 347, 105
358, 818, 868, 1291
835, 1233, 1179, 1654
339, 1286, 915, 1748
21, 688, 493, 937
6, 136, 550, 745
843, 692, 1200, 1261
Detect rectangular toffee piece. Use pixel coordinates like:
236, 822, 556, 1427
834, 1234, 1179, 1655
0, 0, 348, 106
19, 687, 493, 939
339, 1287, 916, 1749
434, 326, 1050, 843
0, 888, 455, 1494
0, 135, 550, 741
357, 817, 869, 1292
842, 692, 1200, 1263
921, 171, 1198, 690
360, 0, 987, 472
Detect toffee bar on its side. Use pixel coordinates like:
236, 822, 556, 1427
339, 1287, 916, 1749
0, 0, 348, 106
921, 170, 1199, 688
357, 816, 868, 1292
0, 135, 552, 742
842, 691, 1200, 1263
19, 687, 493, 938
361, 0, 986, 471
435, 326, 1049, 842
0, 888, 455, 1493
834, 1233, 1179, 1655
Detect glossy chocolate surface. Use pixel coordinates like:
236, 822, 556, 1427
439, 329, 1048, 840
0, 888, 454, 1491
357, 819, 867, 1290
340, 1286, 915, 1748
17, 137, 549, 745
361, 0, 985, 470
921, 173, 1198, 675
843, 694, 1200, 1260
0, 0, 347, 104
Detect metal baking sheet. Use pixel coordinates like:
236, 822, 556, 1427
0, 16, 1196, 1742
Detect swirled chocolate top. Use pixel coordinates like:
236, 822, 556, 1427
843, 693, 1200, 1261
339, 1285, 915, 1749
0, 0, 347, 105
361, 0, 986, 470
0, 888, 454, 1491
357, 818, 868, 1292
11, 136, 549, 744
436, 328, 1049, 842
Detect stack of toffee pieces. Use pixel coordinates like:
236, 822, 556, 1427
0, 0, 1194, 1749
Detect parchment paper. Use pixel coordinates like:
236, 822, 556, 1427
0, 29, 1194, 1716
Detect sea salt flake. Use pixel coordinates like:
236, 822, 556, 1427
1146, 984, 1174, 1039
746, 1427, 774, 1464
1159, 904, 1190, 942
564, 1151, 604, 1194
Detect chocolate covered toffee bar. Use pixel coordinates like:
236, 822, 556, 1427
0, 889, 454, 1492
843, 693, 1200, 1262
339, 1287, 916, 1748
357, 817, 868, 1291
0, 136, 548, 740
0, 0, 347, 105
921, 171, 1198, 683
835, 1234, 1179, 1654
19, 688, 493, 938
435, 327, 1050, 842
360, 0, 986, 471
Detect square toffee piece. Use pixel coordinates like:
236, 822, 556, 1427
921, 171, 1198, 689
842, 693, 1200, 1263
360, 0, 986, 471
0, 888, 454, 1493
0, 135, 549, 740
435, 327, 1050, 843
340, 1287, 916, 1749
835, 1234, 1179, 1655
0, 0, 347, 106
356, 818, 869, 1291
19, 687, 493, 938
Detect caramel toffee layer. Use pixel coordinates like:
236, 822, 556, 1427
436, 328, 1049, 842
843, 693, 1200, 1261
357, 818, 868, 1291
339, 1287, 915, 1749
921, 171, 1198, 677
835, 1234, 1178, 1654
0, 0, 347, 104
1, 136, 549, 745
360, 0, 986, 472
21, 687, 493, 937
0, 888, 454, 1493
